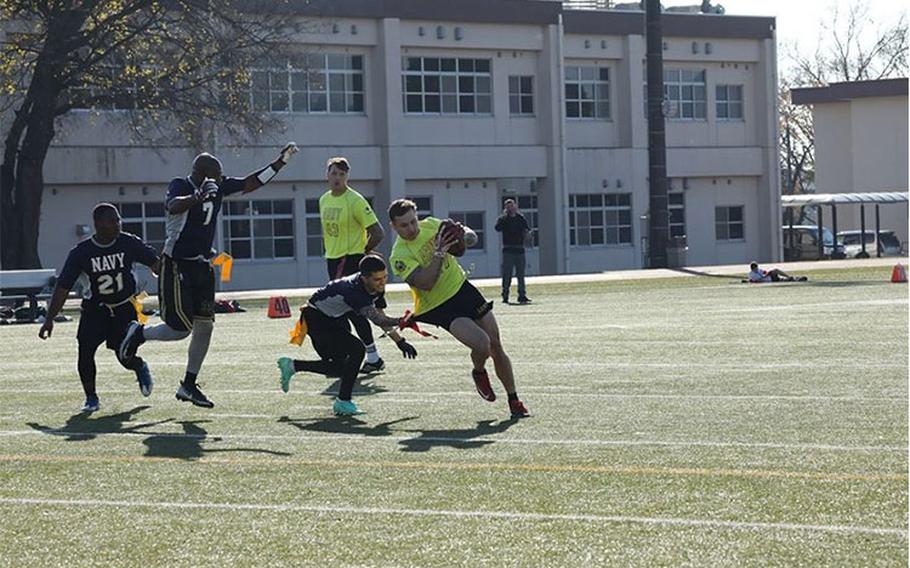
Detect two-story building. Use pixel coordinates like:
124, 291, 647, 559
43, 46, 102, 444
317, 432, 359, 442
30, 0, 780, 289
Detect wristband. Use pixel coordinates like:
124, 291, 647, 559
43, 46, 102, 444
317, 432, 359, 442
255, 164, 279, 185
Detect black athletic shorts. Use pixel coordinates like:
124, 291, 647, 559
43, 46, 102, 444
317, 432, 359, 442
159, 255, 215, 332
302, 306, 359, 361
327, 254, 364, 280
77, 301, 137, 351
415, 281, 493, 331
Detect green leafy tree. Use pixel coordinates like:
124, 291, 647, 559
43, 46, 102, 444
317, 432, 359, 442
0, 0, 301, 268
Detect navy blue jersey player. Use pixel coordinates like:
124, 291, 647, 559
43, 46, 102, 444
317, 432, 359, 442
39, 203, 160, 412
119, 142, 299, 408
276, 255, 418, 416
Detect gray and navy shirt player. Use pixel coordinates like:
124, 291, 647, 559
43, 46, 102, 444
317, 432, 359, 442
308, 273, 387, 318
163, 176, 245, 261
58, 233, 159, 307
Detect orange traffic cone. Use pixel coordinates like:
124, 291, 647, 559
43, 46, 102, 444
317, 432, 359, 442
891, 263, 907, 283
268, 296, 292, 318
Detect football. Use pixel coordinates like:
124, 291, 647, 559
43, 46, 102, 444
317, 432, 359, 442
438, 218, 466, 257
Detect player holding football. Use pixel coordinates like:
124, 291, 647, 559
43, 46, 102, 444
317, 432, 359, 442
387, 199, 529, 418
319, 157, 386, 372
276, 255, 417, 416
39, 203, 160, 412
119, 143, 299, 408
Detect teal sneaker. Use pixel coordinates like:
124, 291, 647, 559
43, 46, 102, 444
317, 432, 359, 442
277, 357, 295, 393
333, 398, 364, 416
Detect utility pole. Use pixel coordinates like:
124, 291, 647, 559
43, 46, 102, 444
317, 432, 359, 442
646, 0, 668, 268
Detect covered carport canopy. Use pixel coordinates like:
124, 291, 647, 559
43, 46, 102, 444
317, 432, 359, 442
781, 191, 909, 258
781, 191, 909, 207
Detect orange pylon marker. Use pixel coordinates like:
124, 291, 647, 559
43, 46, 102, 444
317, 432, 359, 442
891, 263, 907, 283
268, 296, 292, 318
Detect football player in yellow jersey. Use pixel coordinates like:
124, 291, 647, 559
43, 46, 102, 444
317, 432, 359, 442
388, 199, 529, 418
319, 157, 386, 372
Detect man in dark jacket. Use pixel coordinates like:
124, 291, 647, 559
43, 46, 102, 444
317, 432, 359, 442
494, 199, 531, 304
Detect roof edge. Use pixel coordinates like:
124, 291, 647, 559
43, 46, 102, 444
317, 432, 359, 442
791, 78, 909, 105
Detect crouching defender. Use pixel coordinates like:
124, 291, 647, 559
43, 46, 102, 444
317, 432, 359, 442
119, 142, 299, 408
39, 203, 160, 412
277, 255, 417, 416
388, 199, 529, 418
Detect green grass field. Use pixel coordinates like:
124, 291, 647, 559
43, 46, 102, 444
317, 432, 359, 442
1, 266, 906, 566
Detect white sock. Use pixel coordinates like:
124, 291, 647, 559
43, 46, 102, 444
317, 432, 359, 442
365, 343, 380, 363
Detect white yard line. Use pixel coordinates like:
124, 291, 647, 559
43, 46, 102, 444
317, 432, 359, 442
0, 387, 905, 402
0, 428, 903, 453
0, 497, 904, 537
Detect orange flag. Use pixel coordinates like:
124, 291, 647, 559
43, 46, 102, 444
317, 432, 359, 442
212, 252, 233, 282
289, 312, 309, 346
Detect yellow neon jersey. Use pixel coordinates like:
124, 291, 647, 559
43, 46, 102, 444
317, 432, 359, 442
390, 217, 466, 315
319, 187, 379, 259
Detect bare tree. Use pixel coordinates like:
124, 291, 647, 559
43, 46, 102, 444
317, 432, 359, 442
778, 0, 908, 209
0, 0, 303, 269
788, 2, 907, 84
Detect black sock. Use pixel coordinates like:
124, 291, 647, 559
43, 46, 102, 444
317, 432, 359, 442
508, 392, 519, 402
293, 359, 341, 376
183, 371, 198, 386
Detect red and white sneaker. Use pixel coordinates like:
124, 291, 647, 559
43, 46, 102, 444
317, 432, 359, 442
509, 399, 530, 418
471, 369, 496, 402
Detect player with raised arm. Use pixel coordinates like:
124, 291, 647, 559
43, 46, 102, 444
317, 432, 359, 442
387, 199, 529, 418
319, 157, 387, 373
119, 143, 299, 408
39, 203, 160, 412
277, 255, 417, 416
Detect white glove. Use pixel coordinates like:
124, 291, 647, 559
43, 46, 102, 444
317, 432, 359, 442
279, 142, 299, 163
196, 178, 219, 201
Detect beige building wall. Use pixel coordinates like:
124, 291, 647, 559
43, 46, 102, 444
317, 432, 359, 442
22, 2, 780, 290
806, 87, 908, 248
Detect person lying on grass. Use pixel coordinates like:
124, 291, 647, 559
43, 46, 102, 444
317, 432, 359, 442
746, 262, 808, 283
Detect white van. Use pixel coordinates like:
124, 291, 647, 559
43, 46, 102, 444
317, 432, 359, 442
837, 230, 903, 258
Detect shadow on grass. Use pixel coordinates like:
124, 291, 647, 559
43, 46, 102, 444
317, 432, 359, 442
141, 419, 291, 460
670, 267, 744, 280
278, 415, 417, 437
396, 418, 520, 453
26, 405, 171, 441
320, 377, 390, 399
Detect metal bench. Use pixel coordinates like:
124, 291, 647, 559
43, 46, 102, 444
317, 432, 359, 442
0, 269, 58, 320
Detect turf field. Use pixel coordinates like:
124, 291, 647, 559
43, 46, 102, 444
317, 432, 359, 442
0, 266, 906, 566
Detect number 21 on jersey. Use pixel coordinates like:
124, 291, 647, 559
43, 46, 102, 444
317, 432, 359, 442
97, 273, 124, 295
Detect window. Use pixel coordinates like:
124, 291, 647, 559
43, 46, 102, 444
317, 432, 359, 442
569, 193, 632, 246
664, 69, 706, 120
715, 206, 744, 240
71, 65, 138, 111
251, 54, 364, 113
305, 198, 324, 258
668, 192, 685, 238
222, 199, 295, 259
449, 211, 485, 250
716, 84, 743, 120
402, 57, 492, 115
564, 66, 610, 119
508, 75, 534, 115
114, 202, 166, 252
405, 196, 433, 218
501, 195, 539, 248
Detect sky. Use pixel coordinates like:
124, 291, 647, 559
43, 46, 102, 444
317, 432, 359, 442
662, 0, 908, 73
